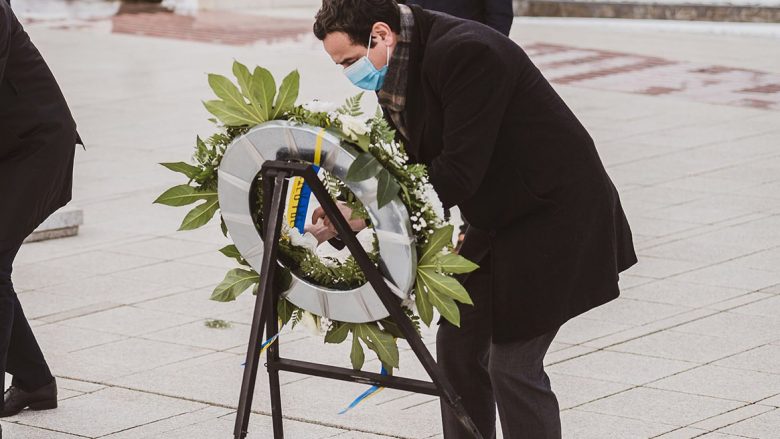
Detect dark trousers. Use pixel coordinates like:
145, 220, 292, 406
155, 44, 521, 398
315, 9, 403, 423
0, 242, 53, 406
437, 255, 562, 439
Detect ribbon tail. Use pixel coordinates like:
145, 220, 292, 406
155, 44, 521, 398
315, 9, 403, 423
339, 366, 388, 414
240, 329, 282, 367
338, 386, 385, 415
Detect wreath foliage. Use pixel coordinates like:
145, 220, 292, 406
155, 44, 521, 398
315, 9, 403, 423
155, 62, 478, 371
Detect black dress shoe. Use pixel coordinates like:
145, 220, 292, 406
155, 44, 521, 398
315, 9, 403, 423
0, 379, 57, 417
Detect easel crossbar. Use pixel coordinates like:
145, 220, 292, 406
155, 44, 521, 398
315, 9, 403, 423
269, 358, 439, 395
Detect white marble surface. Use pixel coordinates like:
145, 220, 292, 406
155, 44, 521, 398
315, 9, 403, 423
1, 10, 778, 439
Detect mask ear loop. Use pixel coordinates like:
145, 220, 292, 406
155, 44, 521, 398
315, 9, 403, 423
386, 39, 390, 65
368, 32, 391, 67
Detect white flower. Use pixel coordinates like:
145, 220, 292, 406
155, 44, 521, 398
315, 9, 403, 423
302, 100, 339, 114
319, 255, 341, 267
288, 227, 319, 253
299, 311, 324, 336
338, 114, 369, 139
315, 243, 348, 264
422, 183, 446, 221
380, 140, 395, 155
315, 228, 376, 264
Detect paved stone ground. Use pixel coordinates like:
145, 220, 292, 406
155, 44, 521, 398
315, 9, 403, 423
2, 8, 780, 439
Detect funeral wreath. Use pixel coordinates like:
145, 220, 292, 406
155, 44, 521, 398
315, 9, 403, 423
155, 62, 478, 372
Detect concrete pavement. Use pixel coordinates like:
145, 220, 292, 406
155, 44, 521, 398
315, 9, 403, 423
2, 8, 780, 438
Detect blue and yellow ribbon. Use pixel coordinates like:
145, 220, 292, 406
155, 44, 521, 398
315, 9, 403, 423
240, 329, 282, 367
339, 366, 388, 414
287, 128, 326, 233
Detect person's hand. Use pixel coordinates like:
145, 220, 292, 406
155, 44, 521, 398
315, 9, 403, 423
455, 232, 466, 254
311, 202, 367, 235
304, 219, 338, 244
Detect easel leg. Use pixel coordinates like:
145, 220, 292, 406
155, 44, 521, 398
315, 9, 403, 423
266, 283, 284, 437
234, 172, 289, 439
234, 284, 270, 439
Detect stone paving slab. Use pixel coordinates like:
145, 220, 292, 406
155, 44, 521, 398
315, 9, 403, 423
1, 8, 779, 439
10, 387, 205, 438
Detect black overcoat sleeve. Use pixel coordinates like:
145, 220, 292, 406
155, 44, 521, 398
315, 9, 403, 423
484, 0, 513, 36
427, 39, 515, 209
0, 0, 10, 83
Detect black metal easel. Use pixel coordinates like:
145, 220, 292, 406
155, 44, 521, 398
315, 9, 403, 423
233, 161, 482, 439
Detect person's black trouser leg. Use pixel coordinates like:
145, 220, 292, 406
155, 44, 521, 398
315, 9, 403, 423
437, 255, 496, 439
490, 329, 561, 439
0, 243, 54, 409
437, 252, 562, 439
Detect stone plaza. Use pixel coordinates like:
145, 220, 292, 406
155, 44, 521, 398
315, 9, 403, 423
2, 3, 780, 438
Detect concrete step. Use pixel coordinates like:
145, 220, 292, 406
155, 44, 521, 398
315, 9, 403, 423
25, 206, 83, 243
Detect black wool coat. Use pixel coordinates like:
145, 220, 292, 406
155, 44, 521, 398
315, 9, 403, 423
0, 0, 78, 248
392, 6, 637, 342
404, 0, 513, 36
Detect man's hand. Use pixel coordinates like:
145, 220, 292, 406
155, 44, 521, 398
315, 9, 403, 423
304, 219, 338, 244
311, 202, 367, 236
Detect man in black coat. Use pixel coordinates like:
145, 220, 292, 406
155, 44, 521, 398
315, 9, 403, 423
314, 0, 637, 437
404, 0, 513, 36
0, 0, 78, 417
403, 0, 513, 250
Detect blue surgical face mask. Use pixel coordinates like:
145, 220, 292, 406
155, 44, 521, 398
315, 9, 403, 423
343, 34, 390, 91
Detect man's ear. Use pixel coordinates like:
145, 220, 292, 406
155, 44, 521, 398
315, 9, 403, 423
371, 22, 396, 47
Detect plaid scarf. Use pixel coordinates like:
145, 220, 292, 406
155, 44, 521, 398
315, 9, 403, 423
377, 3, 414, 139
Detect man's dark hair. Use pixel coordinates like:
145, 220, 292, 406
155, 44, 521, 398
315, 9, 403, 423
313, 0, 401, 47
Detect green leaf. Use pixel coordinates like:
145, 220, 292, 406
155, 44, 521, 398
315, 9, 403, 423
179, 197, 219, 230
429, 287, 461, 327
208, 74, 253, 115
415, 278, 434, 326
354, 323, 399, 369
271, 70, 300, 119
278, 298, 294, 326
218, 244, 248, 266
354, 132, 371, 151
418, 224, 454, 264
232, 61, 253, 99
419, 253, 479, 274
219, 244, 242, 259
160, 162, 201, 180
350, 336, 365, 370
275, 267, 293, 292
154, 185, 216, 207
210, 268, 260, 302
417, 267, 473, 305
233, 61, 268, 122
378, 318, 404, 339
204, 319, 231, 329
196, 136, 207, 157
203, 100, 259, 127
251, 66, 276, 120
325, 323, 351, 344
338, 92, 364, 116
346, 152, 383, 182
376, 168, 401, 208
